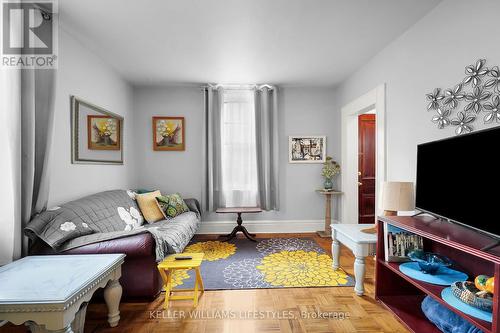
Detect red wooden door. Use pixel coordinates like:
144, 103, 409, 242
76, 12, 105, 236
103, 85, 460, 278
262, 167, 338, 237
358, 114, 376, 224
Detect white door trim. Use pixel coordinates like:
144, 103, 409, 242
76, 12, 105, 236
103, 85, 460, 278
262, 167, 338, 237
340, 84, 386, 224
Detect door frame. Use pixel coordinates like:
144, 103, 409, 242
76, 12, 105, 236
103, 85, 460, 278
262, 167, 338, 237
340, 84, 386, 224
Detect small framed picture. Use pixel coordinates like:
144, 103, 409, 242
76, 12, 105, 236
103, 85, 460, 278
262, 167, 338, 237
153, 116, 185, 151
87, 115, 121, 150
289, 135, 326, 163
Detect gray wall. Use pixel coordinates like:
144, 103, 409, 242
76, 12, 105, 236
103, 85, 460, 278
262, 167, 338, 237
132, 86, 339, 221
47, 28, 136, 206
336, 0, 500, 184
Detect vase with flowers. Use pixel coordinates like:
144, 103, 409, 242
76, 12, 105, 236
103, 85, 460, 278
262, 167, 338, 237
321, 156, 340, 190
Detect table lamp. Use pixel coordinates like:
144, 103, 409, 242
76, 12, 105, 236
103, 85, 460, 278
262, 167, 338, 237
361, 181, 415, 234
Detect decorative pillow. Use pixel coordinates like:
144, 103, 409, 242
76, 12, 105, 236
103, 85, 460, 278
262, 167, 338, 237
127, 189, 156, 201
156, 193, 190, 219
136, 190, 164, 223
135, 188, 156, 194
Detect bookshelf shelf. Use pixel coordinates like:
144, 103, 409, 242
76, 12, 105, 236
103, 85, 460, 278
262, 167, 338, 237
376, 216, 500, 333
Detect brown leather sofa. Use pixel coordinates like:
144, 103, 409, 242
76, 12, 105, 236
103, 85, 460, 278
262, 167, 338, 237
31, 232, 163, 300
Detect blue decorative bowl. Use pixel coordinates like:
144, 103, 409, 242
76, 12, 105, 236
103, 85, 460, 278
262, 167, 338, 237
407, 250, 452, 274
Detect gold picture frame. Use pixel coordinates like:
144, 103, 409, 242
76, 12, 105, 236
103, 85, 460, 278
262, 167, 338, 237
152, 116, 185, 151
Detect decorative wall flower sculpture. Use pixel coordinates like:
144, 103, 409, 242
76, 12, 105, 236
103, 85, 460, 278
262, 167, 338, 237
432, 108, 451, 129
464, 86, 491, 114
483, 95, 500, 124
426, 88, 444, 110
463, 59, 488, 87
426, 59, 500, 135
443, 84, 465, 109
451, 112, 475, 135
484, 66, 500, 93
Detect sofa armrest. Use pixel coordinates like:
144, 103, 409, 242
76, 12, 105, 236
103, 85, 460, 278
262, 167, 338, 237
61, 233, 155, 258
184, 198, 201, 217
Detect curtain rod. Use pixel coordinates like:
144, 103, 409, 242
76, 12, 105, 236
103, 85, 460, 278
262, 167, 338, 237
202, 83, 277, 90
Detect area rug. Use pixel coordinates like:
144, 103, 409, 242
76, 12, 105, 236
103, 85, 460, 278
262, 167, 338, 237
168, 238, 354, 290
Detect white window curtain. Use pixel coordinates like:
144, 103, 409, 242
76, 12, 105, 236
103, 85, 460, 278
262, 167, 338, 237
220, 90, 259, 207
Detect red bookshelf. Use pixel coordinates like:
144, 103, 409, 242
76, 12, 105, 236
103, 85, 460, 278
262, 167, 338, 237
376, 216, 500, 333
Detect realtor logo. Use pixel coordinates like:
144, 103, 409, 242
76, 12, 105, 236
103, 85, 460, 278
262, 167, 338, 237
1, 0, 58, 68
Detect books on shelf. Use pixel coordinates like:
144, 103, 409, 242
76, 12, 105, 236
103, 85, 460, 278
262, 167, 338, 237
384, 222, 424, 262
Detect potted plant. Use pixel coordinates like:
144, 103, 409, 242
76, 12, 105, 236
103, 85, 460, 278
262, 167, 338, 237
321, 156, 340, 190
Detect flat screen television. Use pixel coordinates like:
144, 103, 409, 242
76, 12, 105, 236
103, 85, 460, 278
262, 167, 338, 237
416, 126, 500, 239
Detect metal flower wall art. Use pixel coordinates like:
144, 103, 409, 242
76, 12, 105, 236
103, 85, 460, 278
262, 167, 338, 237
426, 59, 500, 135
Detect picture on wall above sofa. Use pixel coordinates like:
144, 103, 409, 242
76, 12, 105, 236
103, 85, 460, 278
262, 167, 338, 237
289, 135, 326, 163
153, 116, 185, 151
87, 115, 121, 150
71, 96, 124, 165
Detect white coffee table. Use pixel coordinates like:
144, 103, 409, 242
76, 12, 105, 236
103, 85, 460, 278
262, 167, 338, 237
331, 224, 377, 296
0, 254, 125, 333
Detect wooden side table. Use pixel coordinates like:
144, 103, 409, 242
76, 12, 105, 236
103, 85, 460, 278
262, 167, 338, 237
216, 207, 262, 242
157, 253, 205, 308
316, 190, 343, 237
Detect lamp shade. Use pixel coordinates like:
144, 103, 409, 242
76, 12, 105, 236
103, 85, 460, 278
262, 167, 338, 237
380, 181, 415, 212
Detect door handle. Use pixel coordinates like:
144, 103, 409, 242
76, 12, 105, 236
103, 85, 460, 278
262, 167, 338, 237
358, 182, 363, 186
358, 171, 362, 176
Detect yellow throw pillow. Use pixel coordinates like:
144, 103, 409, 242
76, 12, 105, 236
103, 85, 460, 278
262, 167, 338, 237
136, 190, 164, 223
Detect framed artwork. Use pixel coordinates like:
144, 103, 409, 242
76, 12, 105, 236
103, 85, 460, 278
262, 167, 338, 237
87, 115, 121, 150
289, 135, 326, 163
153, 116, 185, 151
71, 96, 124, 165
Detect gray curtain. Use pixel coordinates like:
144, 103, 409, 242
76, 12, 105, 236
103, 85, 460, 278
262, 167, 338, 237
255, 87, 279, 210
19, 69, 56, 255
202, 85, 279, 212
202, 86, 224, 211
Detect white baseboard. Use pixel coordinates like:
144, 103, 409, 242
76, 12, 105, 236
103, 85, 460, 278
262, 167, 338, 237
196, 219, 340, 234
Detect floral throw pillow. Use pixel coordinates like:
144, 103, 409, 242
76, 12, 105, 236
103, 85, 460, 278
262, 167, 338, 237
156, 193, 190, 219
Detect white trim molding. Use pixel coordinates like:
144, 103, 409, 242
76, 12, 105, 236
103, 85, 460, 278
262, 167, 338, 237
196, 219, 339, 234
340, 84, 386, 225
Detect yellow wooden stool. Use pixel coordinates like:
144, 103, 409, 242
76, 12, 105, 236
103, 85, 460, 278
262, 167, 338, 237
157, 253, 204, 308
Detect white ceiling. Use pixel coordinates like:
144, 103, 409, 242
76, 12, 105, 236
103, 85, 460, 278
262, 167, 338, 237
59, 0, 441, 86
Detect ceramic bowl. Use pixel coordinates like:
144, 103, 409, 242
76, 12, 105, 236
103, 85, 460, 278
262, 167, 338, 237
408, 250, 452, 274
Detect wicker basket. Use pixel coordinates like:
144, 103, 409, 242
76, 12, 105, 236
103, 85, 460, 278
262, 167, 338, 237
450, 281, 493, 312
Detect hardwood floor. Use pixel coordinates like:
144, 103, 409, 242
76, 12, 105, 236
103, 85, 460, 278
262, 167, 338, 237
0, 234, 410, 333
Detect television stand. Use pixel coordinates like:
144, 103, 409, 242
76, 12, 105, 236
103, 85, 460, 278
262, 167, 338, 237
481, 240, 500, 252
376, 215, 500, 333
411, 211, 440, 220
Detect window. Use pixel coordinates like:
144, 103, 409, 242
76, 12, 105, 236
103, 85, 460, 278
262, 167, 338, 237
220, 89, 259, 207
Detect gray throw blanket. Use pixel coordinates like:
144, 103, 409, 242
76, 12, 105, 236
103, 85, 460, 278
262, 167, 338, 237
25, 190, 201, 261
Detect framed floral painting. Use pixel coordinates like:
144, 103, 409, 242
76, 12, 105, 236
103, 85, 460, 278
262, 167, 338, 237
153, 116, 185, 151
87, 115, 121, 150
70, 96, 124, 165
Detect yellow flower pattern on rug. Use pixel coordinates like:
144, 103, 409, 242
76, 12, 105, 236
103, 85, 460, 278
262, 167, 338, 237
184, 241, 236, 261
161, 269, 190, 291
171, 269, 190, 288
256, 250, 349, 287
